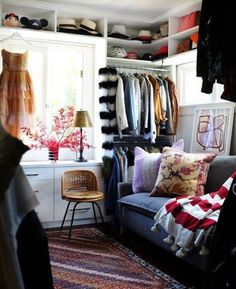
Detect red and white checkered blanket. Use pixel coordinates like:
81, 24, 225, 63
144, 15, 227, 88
151, 172, 236, 257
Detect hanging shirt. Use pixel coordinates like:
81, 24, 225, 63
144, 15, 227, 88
133, 76, 141, 135
116, 75, 128, 138
135, 74, 148, 135
148, 75, 164, 136
165, 77, 179, 135
157, 76, 167, 131
144, 75, 156, 143
123, 74, 137, 133
163, 78, 173, 135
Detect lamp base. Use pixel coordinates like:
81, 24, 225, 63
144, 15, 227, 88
74, 157, 88, 162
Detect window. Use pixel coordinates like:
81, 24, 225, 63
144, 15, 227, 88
28, 47, 46, 123
46, 47, 83, 121
28, 45, 83, 125
177, 62, 224, 106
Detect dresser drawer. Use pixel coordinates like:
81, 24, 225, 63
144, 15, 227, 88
30, 180, 54, 222
23, 167, 54, 180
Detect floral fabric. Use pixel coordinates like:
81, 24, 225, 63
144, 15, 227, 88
150, 147, 216, 197
132, 139, 184, 193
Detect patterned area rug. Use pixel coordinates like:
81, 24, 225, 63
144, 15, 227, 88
47, 227, 186, 289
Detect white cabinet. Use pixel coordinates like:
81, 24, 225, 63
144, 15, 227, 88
29, 180, 54, 222
24, 167, 54, 223
21, 161, 104, 228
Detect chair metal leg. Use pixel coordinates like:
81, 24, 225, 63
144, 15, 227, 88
93, 202, 104, 224
92, 202, 98, 225
68, 202, 79, 240
60, 201, 71, 230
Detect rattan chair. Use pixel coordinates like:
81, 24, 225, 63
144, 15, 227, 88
60, 170, 104, 240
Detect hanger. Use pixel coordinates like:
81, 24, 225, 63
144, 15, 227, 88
0, 32, 33, 47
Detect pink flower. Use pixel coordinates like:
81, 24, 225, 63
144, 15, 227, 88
21, 106, 93, 154
180, 167, 192, 176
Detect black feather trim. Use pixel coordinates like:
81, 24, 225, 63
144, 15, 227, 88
99, 67, 117, 75
101, 126, 117, 134
99, 95, 116, 104
102, 141, 114, 150
100, 111, 116, 120
102, 156, 113, 179
99, 80, 118, 89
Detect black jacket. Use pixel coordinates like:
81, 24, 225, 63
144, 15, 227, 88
197, 0, 236, 102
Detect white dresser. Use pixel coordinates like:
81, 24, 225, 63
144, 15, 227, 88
21, 160, 105, 228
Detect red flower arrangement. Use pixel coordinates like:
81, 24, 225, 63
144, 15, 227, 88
22, 106, 93, 160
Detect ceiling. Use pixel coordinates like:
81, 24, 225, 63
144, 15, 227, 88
42, 0, 196, 27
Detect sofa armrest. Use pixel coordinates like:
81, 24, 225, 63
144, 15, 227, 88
117, 182, 133, 199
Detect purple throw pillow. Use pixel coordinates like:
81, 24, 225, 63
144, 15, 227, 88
132, 139, 184, 193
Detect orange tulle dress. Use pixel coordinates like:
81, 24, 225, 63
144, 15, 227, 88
0, 49, 35, 138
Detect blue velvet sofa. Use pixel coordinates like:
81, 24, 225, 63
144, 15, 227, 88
117, 156, 236, 271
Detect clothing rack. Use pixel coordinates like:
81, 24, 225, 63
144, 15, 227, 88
113, 135, 173, 150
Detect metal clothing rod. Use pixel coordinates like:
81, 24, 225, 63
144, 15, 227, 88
115, 66, 171, 72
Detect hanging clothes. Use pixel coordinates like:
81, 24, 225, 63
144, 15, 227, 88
0, 49, 35, 138
197, 0, 236, 102
105, 153, 121, 216
116, 75, 128, 138
135, 74, 149, 136
144, 75, 156, 143
124, 74, 138, 134
162, 77, 173, 135
148, 75, 164, 136
165, 77, 179, 135
133, 75, 141, 135
156, 76, 167, 131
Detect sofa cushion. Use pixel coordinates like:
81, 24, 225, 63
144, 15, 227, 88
132, 139, 184, 193
205, 156, 236, 194
119, 193, 171, 217
150, 147, 216, 197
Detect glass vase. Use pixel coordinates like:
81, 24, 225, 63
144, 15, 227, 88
48, 147, 59, 161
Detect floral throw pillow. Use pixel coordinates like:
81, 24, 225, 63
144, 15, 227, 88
150, 147, 216, 197
132, 139, 184, 193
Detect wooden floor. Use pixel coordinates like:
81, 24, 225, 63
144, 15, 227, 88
100, 222, 203, 289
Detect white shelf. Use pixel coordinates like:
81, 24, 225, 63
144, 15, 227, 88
169, 25, 199, 40
108, 35, 169, 49
0, 1, 107, 36
1, 1, 56, 32
107, 49, 197, 68
107, 0, 200, 66
153, 49, 197, 66
107, 56, 158, 67
107, 37, 153, 49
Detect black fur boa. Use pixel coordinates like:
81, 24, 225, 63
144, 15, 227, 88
98, 67, 118, 178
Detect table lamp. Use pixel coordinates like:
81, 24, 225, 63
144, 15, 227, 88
73, 110, 93, 162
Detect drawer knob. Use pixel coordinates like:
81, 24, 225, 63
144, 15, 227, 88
26, 173, 39, 177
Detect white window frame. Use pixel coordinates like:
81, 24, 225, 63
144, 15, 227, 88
177, 61, 225, 106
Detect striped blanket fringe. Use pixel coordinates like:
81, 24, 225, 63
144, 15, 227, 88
151, 172, 236, 258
